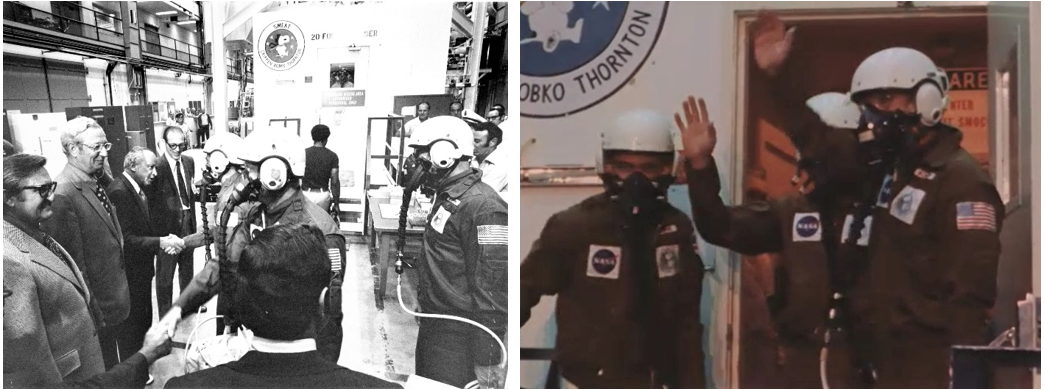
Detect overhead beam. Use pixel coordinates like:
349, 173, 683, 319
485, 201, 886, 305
451, 5, 474, 39
224, 1, 271, 38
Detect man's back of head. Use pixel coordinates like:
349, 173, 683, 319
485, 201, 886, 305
236, 224, 330, 341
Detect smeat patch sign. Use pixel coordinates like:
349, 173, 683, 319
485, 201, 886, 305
520, 2, 668, 118
259, 20, 305, 71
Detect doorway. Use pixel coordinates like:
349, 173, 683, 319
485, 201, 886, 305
733, 7, 990, 388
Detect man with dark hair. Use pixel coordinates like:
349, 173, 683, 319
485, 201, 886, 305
487, 104, 507, 125
107, 146, 184, 362
148, 126, 204, 316
5, 153, 171, 388
303, 124, 340, 216
449, 101, 464, 118
41, 116, 129, 369
469, 120, 507, 193
159, 128, 347, 363
403, 102, 431, 137
164, 224, 400, 389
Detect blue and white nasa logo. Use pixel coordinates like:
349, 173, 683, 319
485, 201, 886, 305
592, 249, 617, 274
258, 20, 304, 71
792, 212, 822, 242
586, 245, 621, 279
520, 2, 669, 118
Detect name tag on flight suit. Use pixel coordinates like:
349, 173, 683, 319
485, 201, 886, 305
890, 185, 926, 225
792, 212, 822, 242
430, 206, 451, 234
656, 244, 679, 278
840, 214, 873, 246
587, 245, 621, 279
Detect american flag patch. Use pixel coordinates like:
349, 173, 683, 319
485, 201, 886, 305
328, 248, 342, 273
956, 202, 996, 232
477, 225, 508, 245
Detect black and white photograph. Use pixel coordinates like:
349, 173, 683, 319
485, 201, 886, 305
3, 1, 511, 389
330, 63, 356, 89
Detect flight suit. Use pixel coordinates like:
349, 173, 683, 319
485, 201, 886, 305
414, 169, 509, 388
860, 126, 1003, 388
176, 188, 347, 363
521, 192, 706, 389
686, 159, 866, 388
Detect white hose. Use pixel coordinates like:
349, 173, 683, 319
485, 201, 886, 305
819, 345, 830, 390
396, 275, 508, 387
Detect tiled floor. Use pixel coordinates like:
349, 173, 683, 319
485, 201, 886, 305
147, 236, 422, 387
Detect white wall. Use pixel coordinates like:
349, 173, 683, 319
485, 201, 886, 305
139, 10, 199, 47
519, 2, 994, 388
1031, 5, 1040, 387
145, 68, 206, 110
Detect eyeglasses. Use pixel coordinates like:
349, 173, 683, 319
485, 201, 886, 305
81, 142, 112, 152
168, 143, 190, 151
20, 182, 58, 198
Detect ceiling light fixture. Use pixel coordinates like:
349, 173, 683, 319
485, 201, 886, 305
155, 11, 178, 16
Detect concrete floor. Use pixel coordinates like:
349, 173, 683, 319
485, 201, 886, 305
146, 236, 423, 388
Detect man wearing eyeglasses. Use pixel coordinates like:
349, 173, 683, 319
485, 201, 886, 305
5, 153, 173, 388
40, 116, 130, 369
147, 126, 205, 317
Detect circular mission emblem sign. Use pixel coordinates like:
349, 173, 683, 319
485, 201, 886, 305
520, 1, 669, 118
258, 20, 305, 71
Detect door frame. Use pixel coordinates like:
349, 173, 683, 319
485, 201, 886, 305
728, 5, 988, 387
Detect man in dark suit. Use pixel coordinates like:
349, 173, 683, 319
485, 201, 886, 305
147, 126, 203, 315
107, 146, 185, 359
4, 153, 172, 388
164, 224, 401, 389
41, 117, 129, 369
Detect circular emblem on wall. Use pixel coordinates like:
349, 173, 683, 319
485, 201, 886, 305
520, 1, 669, 118
591, 248, 618, 275
258, 20, 305, 71
796, 215, 821, 238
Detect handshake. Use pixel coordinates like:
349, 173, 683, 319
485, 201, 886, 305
159, 232, 206, 255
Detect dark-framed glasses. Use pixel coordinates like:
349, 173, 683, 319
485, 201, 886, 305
168, 142, 190, 151
21, 182, 58, 198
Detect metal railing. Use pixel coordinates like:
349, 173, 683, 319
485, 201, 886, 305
3, 1, 124, 46
140, 28, 201, 66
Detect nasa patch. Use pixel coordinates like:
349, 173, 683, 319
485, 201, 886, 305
656, 244, 679, 278
890, 185, 926, 225
586, 245, 621, 279
258, 20, 304, 71
840, 214, 873, 247
520, 2, 669, 117
792, 212, 822, 242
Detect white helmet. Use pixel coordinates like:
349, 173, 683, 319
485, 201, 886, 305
849, 47, 949, 126
806, 92, 862, 130
203, 132, 244, 173
240, 128, 307, 190
597, 109, 677, 174
406, 116, 474, 169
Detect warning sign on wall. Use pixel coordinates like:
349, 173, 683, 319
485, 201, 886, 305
941, 68, 988, 164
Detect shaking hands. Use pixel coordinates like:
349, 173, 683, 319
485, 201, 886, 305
160, 234, 185, 255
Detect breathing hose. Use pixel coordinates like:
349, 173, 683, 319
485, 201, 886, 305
392, 185, 508, 387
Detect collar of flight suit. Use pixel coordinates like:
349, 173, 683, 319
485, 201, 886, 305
920, 125, 963, 170
261, 188, 307, 222
440, 168, 482, 200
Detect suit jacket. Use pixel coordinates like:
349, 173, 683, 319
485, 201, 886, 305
41, 164, 129, 328
147, 153, 197, 235
164, 350, 402, 389
107, 173, 160, 280
3, 219, 105, 387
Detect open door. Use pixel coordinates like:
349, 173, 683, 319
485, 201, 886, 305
734, 7, 994, 388
985, 2, 1035, 388
318, 46, 371, 233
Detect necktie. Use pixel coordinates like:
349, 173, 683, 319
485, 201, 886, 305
40, 232, 69, 265
94, 182, 113, 216
176, 160, 189, 207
